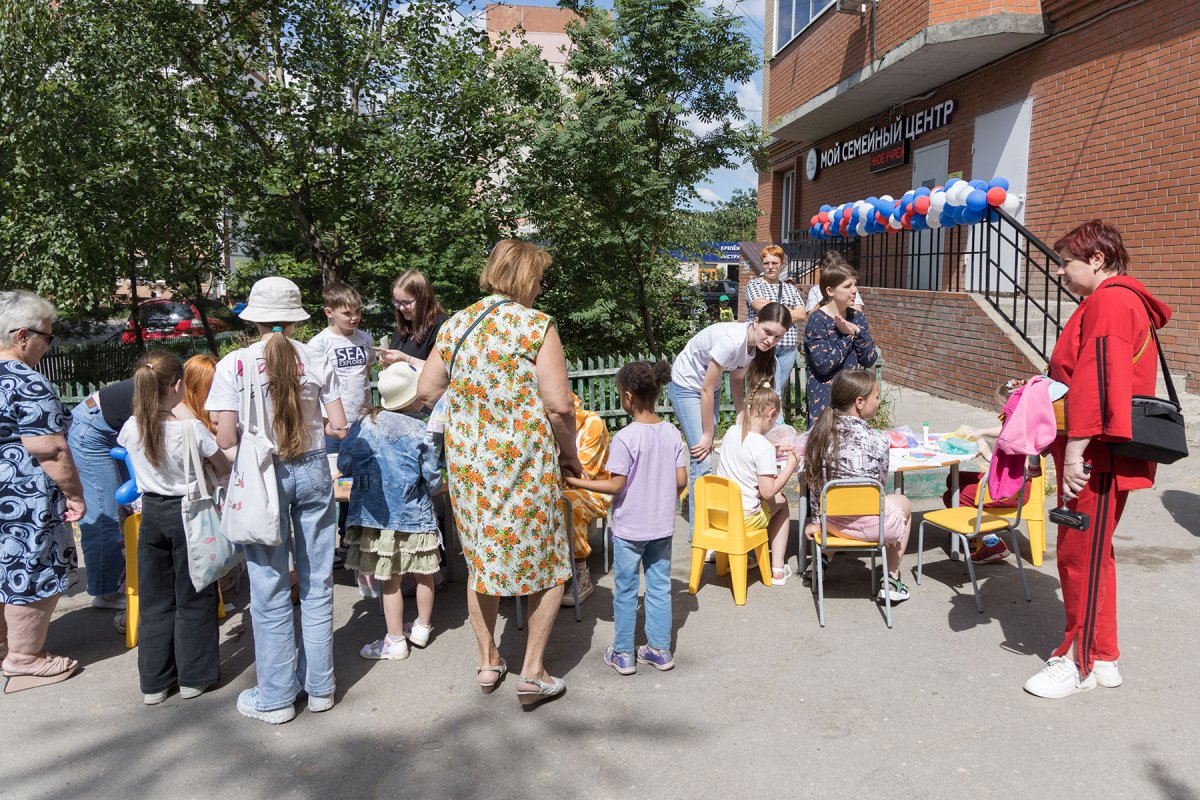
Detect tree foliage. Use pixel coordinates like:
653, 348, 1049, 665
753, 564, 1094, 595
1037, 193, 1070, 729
517, 0, 764, 356
677, 189, 760, 249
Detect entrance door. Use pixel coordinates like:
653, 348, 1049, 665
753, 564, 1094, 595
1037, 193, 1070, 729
967, 98, 1033, 292
909, 141, 949, 290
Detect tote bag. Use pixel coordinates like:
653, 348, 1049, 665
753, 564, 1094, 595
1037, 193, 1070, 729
220, 351, 283, 545
181, 424, 239, 592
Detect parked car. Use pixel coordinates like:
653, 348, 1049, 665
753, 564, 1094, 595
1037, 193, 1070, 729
696, 279, 739, 318
120, 298, 231, 344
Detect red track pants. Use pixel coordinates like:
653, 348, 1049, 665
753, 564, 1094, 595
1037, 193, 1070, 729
1051, 452, 1128, 677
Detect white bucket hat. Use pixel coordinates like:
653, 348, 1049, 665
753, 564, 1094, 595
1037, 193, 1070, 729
239, 277, 310, 323
378, 362, 421, 411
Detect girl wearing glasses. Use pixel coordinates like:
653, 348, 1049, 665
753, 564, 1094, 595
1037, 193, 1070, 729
378, 271, 448, 370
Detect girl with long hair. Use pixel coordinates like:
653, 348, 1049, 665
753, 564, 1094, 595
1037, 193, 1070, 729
379, 270, 449, 369
117, 349, 230, 704
175, 353, 219, 434
206, 277, 348, 724
666, 304, 792, 524
803, 262, 877, 428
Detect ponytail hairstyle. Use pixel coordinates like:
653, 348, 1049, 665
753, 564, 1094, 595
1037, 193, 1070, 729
744, 301, 792, 393
182, 353, 218, 434
817, 263, 857, 307
803, 368, 878, 488
131, 349, 183, 470
616, 359, 672, 415
819, 250, 847, 271
738, 381, 781, 441
260, 323, 311, 461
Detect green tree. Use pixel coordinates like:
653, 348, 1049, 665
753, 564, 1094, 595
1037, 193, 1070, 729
516, 0, 764, 356
677, 189, 760, 249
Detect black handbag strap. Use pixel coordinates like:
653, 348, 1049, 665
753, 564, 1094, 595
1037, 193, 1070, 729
449, 299, 512, 379
1105, 283, 1178, 405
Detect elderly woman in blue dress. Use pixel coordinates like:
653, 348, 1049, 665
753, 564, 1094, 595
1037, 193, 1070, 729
803, 262, 878, 429
0, 290, 86, 691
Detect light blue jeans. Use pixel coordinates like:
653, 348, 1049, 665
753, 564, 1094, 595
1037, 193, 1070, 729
774, 345, 799, 424
611, 535, 673, 654
68, 401, 126, 596
666, 381, 720, 528
243, 450, 337, 711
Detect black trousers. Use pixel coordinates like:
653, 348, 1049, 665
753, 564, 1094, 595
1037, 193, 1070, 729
137, 494, 220, 693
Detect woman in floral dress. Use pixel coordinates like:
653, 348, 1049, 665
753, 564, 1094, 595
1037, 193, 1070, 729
418, 240, 581, 707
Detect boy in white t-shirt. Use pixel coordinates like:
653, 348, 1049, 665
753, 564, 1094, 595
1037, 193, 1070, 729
307, 282, 375, 557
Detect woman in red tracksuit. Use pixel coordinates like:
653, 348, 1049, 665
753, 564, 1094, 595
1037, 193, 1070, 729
1023, 220, 1172, 699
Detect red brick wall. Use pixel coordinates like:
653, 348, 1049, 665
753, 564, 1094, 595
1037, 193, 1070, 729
929, 0, 1042, 25
869, 288, 1040, 406
762, 0, 1200, 369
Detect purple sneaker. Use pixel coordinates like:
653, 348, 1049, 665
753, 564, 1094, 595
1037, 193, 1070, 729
636, 645, 675, 672
603, 647, 636, 675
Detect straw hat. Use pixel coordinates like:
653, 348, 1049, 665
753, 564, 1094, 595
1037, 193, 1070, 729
239, 277, 310, 323
378, 362, 421, 411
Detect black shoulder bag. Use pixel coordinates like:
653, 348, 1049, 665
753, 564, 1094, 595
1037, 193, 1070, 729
1105, 284, 1188, 464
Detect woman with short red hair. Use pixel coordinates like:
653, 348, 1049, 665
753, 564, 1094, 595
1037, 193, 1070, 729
1023, 220, 1173, 699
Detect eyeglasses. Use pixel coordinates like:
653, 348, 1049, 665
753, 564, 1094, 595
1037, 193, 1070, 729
391, 298, 416, 309
9, 328, 54, 346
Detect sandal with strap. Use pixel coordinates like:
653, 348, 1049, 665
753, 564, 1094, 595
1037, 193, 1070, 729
515, 674, 565, 708
2, 653, 79, 694
476, 659, 508, 694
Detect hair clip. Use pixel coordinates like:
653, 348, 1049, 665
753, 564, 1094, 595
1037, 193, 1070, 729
271, 326, 283, 333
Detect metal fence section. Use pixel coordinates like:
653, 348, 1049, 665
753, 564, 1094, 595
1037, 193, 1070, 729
39, 332, 241, 393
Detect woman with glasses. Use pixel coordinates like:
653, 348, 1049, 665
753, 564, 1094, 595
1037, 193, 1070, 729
0, 290, 86, 691
378, 271, 449, 370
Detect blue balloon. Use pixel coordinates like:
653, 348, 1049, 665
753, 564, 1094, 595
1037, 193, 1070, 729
963, 206, 985, 225
988, 177, 1010, 191
820, 204, 832, 213
914, 186, 932, 197
911, 215, 928, 231
944, 178, 961, 191
969, 179, 988, 191
940, 211, 956, 228
110, 446, 140, 505
966, 189, 988, 213
952, 205, 968, 224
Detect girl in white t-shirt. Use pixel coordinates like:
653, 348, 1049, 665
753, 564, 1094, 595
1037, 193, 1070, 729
118, 350, 230, 705
205, 277, 349, 725
716, 384, 801, 585
668, 303, 792, 526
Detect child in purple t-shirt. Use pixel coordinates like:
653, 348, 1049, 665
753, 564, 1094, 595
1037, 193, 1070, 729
566, 360, 687, 676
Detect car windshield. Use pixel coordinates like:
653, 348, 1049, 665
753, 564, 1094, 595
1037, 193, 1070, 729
138, 302, 192, 327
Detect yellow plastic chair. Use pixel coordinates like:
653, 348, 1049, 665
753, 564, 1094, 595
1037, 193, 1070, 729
916, 467, 1032, 613
811, 478, 894, 628
122, 511, 228, 650
994, 457, 1047, 566
688, 475, 772, 606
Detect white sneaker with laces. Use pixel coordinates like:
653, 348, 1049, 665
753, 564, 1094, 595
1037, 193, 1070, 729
1091, 659, 1122, 688
1024, 656, 1096, 699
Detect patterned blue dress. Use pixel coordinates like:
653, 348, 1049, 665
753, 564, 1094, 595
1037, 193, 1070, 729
803, 307, 878, 429
0, 360, 77, 603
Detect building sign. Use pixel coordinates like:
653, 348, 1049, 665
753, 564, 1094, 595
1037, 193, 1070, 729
869, 140, 908, 173
814, 99, 955, 174
805, 147, 819, 181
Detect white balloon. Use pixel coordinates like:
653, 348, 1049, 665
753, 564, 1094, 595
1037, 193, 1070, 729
926, 213, 942, 229
888, 215, 903, 230
1001, 193, 1022, 215
856, 221, 868, 236
880, 194, 893, 203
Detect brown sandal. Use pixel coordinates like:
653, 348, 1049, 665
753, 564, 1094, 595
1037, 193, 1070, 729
476, 660, 508, 694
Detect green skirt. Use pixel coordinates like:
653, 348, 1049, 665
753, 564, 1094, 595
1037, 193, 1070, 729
345, 525, 441, 580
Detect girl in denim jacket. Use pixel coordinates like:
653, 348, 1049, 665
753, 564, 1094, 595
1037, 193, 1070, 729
338, 363, 443, 661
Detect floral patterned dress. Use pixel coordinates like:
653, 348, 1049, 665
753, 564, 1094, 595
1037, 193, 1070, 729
436, 295, 569, 596
0, 360, 77, 603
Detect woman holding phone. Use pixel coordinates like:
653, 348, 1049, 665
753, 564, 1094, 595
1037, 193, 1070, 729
378, 270, 448, 370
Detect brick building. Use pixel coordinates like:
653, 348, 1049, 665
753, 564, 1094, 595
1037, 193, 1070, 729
757, 0, 1199, 407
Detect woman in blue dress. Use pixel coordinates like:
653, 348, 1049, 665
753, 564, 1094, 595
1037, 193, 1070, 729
804, 263, 878, 429
0, 290, 86, 691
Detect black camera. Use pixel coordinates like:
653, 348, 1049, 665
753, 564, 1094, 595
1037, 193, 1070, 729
1049, 507, 1090, 531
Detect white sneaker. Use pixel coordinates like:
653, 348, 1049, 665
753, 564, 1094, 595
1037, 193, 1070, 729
143, 689, 170, 705
404, 621, 433, 648
1091, 659, 1122, 688
1024, 656, 1096, 699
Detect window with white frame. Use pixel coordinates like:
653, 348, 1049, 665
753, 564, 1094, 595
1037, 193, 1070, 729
780, 171, 795, 242
775, 0, 835, 54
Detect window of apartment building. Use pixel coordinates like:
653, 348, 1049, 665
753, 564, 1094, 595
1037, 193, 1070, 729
780, 171, 795, 242
775, 0, 835, 53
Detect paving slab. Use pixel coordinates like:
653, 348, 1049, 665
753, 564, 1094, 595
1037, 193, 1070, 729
2, 388, 1198, 800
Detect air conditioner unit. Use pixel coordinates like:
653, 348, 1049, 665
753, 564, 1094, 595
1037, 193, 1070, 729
835, 0, 867, 14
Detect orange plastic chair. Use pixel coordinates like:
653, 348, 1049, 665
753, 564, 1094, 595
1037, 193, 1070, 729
688, 476, 772, 606
122, 511, 228, 650
811, 478, 894, 628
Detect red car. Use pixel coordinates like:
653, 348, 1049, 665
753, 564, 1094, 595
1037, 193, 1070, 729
120, 299, 230, 345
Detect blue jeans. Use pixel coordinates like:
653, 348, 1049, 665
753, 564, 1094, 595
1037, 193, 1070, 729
611, 535, 673, 654
243, 450, 337, 711
667, 381, 719, 528
774, 345, 799, 424
68, 402, 127, 596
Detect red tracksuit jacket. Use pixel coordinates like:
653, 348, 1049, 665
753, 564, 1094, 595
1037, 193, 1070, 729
1048, 275, 1172, 491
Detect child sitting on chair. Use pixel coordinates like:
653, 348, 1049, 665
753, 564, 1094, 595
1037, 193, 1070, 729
715, 382, 801, 585
803, 369, 913, 603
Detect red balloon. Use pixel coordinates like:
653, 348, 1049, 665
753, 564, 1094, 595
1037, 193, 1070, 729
901, 211, 914, 230
875, 212, 887, 225
986, 187, 1007, 206
842, 207, 853, 219
810, 215, 819, 227
818, 211, 829, 224
913, 196, 931, 215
